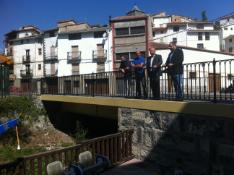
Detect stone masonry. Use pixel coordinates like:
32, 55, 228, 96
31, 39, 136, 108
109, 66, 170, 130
118, 108, 234, 175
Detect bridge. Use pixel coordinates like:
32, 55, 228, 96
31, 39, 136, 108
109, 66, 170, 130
3, 59, 234, 174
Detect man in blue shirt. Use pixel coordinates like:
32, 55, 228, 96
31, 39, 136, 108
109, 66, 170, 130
131, 51, 147, 98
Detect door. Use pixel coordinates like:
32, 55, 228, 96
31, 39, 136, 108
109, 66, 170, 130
64, 80, 71, 94
50, 45, 55, 57
71, 45, 79, 60
208, 73, 221, 92
97, 44, 104, 58
26, 49, 30, 60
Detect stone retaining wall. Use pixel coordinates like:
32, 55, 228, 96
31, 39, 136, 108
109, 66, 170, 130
118, 108, 234, 174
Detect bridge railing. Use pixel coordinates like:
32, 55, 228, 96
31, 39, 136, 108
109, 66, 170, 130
0, 129, 134, 175
40, 59, 234, 103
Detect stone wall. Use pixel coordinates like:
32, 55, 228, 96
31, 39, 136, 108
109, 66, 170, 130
118, 108, 234, 174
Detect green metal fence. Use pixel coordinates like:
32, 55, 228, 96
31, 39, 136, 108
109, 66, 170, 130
0, 64, 9, 98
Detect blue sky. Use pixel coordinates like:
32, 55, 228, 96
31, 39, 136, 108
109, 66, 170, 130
1, 0, 234, 51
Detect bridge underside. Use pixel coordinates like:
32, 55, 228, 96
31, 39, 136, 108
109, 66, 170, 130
41, 95, 234, 119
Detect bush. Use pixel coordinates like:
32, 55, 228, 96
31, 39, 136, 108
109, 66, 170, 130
0, 96, 46, 123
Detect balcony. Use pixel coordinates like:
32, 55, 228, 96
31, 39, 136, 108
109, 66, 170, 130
92, 50, 107, 63
44, 55, 58, 63
22, 55, 31, 64
45, 69, 58, 77
67, 51, 81, 65
20, 69, 33, 79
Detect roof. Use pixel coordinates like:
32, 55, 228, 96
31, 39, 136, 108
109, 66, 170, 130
111, 15, 148, 22
187, 30, 219, 33
217, 12, 234, 21
59, 26, 107, 35
224, 35, 234, 40
167, 21, 213, 26
57, 19, 76, 24
150, 42, 234, 56
43, 28, 58, 33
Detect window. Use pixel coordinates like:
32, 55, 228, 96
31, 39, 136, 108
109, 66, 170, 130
229, 47, 233, 53
94, 31, 105, 38
21, 40, 24, 44
38, 64, 41, 70
196, 24, 204, 29
115, 28, 129, 36
74, 81, 80, 88
197, 43, 204, 49
189, 72, 197, 79
25, 33, 29, 36
130, 26, 145, 35
173, 26, 179, 32
68, 33, 81, 40
224, 27, 228, 30
49, 32, 55, 37
198, 32, 203, 40
205, 32, 210, 40
38, 48, 42, 55
172, 38, 177, 43
229, 38, 232, 43
231, 28, 233, 30
116, 52, 129, 61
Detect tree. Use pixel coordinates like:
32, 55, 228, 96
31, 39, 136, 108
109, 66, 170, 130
201, 11, 208, 21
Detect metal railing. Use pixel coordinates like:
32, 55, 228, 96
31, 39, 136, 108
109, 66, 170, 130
0, 130, 133, 175
20, 70, 33, 79
92, 50, 107, 63
67, 51, 81, 64
22, 55, 31, 64
44, 55, 58, 63
40, 59, 234, 103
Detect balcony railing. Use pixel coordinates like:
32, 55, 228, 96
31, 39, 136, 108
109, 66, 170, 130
20, 69, 33, 79
22, 55, 31, 64
93, 50, 107, 63
67, 51, 81, 64
44, 55, 58, 63
45, 69, 58, 77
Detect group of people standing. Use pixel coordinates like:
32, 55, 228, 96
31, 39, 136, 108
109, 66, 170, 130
119, 41, 184, 101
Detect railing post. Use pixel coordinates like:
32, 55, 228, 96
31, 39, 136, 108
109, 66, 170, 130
213, 58, 217, 103
92, 73, 95, 97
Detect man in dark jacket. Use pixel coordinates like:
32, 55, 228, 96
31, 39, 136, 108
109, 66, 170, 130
165, 42, 184, 100
119, 56, 132, 96
146, 47, 162, 99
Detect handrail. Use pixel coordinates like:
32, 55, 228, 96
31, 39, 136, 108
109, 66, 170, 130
0, 129, 134, 175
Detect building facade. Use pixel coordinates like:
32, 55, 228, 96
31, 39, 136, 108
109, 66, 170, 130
152, 14, 220, 51
110, 6, 153, 70
5, 26, 43, 90
218, 12, 234, 51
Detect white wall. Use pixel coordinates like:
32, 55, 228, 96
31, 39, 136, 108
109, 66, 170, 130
156, 48, 234, 64
153, 17, 171, 28
57, 31, 109, 76
44, 33, 58, 57
12, 39, 43, 79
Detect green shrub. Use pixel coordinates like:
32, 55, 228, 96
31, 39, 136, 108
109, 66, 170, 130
0, 96, 46, 123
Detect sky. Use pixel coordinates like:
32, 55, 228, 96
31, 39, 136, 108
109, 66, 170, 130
0, 0, 234, 51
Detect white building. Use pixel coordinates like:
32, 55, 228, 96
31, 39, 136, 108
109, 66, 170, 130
152, 42, 234, 93
152, 13, 220, 51
43, 28, 58, 77
224, 35, 234, 53
217, 12, 234, 51
57, 20, 111, 76
5, 26, 44, 89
